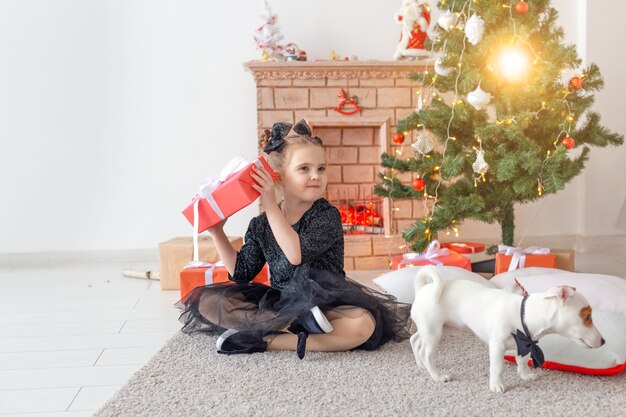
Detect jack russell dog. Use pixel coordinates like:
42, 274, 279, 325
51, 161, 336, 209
410, 266, 605, 392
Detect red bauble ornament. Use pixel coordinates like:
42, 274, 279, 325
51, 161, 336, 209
412, 178, 425, 191
392, 132, 405, 144
569, 76, 583, 90
562, 136, 575, 149
514, 1, 529, 13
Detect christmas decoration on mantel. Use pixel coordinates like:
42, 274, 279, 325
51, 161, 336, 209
254, 1, 285, 61
334, 89, 361, 115
330, 51, 358, 61
393, 0, 432, 60
253, 1, 307, 62
284, 43, 307, 61
375, 0, 623, 253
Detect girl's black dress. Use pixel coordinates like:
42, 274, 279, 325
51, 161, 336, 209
177, 198, 410, 350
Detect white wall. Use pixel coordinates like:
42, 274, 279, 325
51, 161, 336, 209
0, 0, 624, 254
583, 0, 626, 236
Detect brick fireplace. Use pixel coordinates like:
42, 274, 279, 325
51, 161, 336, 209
245, 60, 429, 270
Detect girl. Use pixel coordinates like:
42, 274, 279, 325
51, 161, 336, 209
178, 119, 410, 359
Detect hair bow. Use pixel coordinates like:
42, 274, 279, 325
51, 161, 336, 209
263, 122, 293, 154
293, 119, 323, 145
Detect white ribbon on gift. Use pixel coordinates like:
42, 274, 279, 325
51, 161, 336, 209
190, 156, 265, 264
202, 261, 225, 284
196, 155, 252, 228
182, 260, 225, 285
400, 240, 449, 267
497, 245, 551, 272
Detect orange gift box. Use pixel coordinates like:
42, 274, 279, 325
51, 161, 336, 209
495, 253, 558, 275
390, 250, 471, 271
182, 156, 276, 233
441, 241, 485, 254
180, 263, 270, 299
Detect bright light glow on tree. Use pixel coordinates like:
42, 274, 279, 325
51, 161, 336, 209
495, 44, 530, 82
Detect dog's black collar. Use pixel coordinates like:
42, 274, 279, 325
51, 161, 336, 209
511, 296, 545, 368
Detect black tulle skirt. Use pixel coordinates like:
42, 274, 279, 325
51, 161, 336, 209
176, 266, 411, 350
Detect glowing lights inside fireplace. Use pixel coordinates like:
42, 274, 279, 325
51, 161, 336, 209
332, 198, 384, 234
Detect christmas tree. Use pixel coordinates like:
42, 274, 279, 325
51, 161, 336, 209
253, 0, 285, 61
375, 0, 623, 253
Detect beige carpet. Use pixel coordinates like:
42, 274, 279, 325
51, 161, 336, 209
94, 326, 626, 417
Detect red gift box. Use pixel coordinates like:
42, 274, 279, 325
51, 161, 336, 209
182, 155, 276, 233
494, 245, 558, 274
180, 263, 270, 299
390, 241, 471, 271
495, 253, 558, 274
441, 241, 485, 254
441, 241, 488, 264
390, 251, 472, 271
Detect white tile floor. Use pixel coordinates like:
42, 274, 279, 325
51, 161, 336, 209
1, 250, 625, 416
0, 259, 181, 417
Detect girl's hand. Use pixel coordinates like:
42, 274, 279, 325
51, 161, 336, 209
250, 165, 278, 211
206, 218, 227, 235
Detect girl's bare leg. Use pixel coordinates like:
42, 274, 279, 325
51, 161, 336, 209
197, 290, 281, 330
267, 306, 376, 352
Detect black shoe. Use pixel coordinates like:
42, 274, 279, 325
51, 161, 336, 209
287, 306, 333, 335
216, 329, 267, 355
287, 306, 333, 360
295, 330, 308, 360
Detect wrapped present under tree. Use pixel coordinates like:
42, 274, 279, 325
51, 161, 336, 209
391, 240, 471, 271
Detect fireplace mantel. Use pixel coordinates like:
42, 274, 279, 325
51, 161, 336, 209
244, 60, 431, 81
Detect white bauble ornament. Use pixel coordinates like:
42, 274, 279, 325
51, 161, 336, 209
412, 129, 436, 155
464, 14, 485, 46
435, 58, 453, 77
472, 149, 489, 174
438, 11, 457, 31
467, 85, 492, 110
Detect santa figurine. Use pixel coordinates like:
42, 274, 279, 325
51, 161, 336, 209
393, 0, 431, 60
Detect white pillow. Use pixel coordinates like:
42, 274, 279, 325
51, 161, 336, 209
373, 265, 494, 304
490, 270, 626, 316
505, 310, 626, 375
489, 267, 564, 292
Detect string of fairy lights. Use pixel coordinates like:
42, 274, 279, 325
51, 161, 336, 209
383, 0, 586, 254
387, 0, 473, 247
